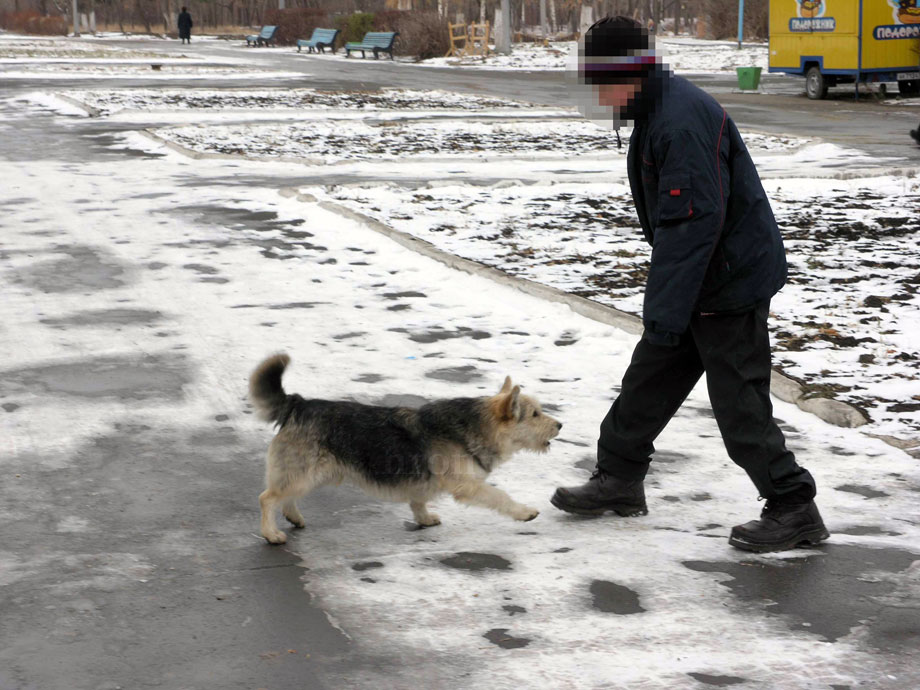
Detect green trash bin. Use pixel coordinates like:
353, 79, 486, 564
736, 66, 762, 91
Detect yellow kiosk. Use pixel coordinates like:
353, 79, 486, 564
769, 0, 920, 98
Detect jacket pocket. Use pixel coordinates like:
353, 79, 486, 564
658, 174, 692, 222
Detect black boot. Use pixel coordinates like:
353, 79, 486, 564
551, 469, 648, 516
911, 128, 920, 144
729, 500, 829, 553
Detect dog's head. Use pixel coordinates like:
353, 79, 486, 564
489, 376, 562, 453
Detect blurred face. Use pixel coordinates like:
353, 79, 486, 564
593, 79, 643, 111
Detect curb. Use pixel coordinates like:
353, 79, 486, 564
55, 93, 99, 117
299, 192, 878, 433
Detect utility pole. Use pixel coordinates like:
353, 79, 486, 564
737, 0, 744, 47
495, 0, 512, 54
539, 0, 547, 41
72, 0, 79, 36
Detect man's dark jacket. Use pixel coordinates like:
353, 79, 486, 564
626, 72, 787, 346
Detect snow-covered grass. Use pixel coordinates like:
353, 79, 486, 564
419, 36, 769, 74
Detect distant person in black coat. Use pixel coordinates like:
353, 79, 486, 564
178, 7, 193, 44
552, 15, 828, 554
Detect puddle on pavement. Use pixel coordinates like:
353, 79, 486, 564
382, 291, 426, 300
171, 205, 306, 235
374, 394, 428, 408
166, 206, 322, 259
353, 374, 385, 384
589, 579, 645, 614
834, 484, 889, 499
0, 353, 189, 400
333, 332, 365, 341
440, 552, 512, 571
182, 263, 220, 275
401, 327, 492, 344
683, 544, 920, 650
574, 456, 595, 472
40, 309, 164, 329
83, 133, 163, 159
425, 365, 482, 383
483, 628, 530, 649
686, 672, 747, 686
835, 525, 902, 537
16, 245, 130, 293
654, 450, 691, 464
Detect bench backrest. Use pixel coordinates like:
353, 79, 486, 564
358, 31, 397, 47
311, 28, 338, 42
260, 25, 277, 38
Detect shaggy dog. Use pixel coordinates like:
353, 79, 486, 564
250, 353, 562, 544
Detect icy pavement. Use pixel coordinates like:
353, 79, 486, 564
2, 48, 920, 690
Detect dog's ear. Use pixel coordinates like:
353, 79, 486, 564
499, 376, 513, 394
499, 385, 521, 421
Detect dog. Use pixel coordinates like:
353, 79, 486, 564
250, 353, 562, 544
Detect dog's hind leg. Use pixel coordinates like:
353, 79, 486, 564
259, 488, 288, 544
282, 498, 306, 528
450, 482, 539, 522
410, 501, 441, 527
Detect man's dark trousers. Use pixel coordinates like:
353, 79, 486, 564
597, 302, 816, 502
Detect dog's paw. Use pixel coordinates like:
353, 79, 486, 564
512, 506, 540, 522
417, 513, 441, 528
284, 514, 306, 529
263, 531, 288, 545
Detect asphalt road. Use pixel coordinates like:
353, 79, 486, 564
1, 38, 919, 690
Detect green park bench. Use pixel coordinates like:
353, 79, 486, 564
344, 31, 398, 60
296, 27, 340, 54
246, 26, 278, 47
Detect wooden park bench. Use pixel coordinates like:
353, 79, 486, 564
296, 27, 339, 54
344, 31, 398, 60
246, 25, 277, 47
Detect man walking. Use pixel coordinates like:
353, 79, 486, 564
178, 7, 193, 44
551, 16, 829, 553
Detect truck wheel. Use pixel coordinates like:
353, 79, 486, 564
805, 66, 828, 100
898, 79, 920, 97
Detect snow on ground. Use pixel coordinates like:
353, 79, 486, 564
3, 92, 920, 688
0, 35, 180, 59
49, 86, 917, 439
0, 34, 281, 80
67, 87, 541, 116
362, 36, 769, 74
320, 175, 920, 438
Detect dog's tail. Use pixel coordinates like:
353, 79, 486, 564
249, 353, 291, 424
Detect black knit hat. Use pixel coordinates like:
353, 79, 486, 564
581, 15, 655, 84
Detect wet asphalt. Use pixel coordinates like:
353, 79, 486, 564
1, 38, 919, 689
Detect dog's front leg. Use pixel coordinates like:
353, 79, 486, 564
451, 482, 539, 521
410, 501, 441, 527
